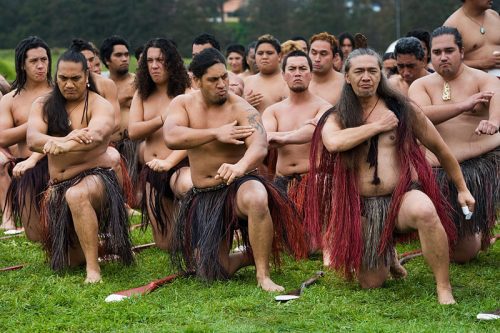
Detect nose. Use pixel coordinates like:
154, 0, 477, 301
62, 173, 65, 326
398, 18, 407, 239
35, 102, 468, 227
216, 78, 225, 87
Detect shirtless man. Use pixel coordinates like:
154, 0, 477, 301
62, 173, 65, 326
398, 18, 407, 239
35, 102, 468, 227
262, 50, 331, 251
388, 37, 430, 96
244, 35, 288, 113
308, 48, 474, 304
308, 32, 345, 105
164, 48, 306, 291
128, 38, 192, 250
0, 36, 52, 235
69, 39, 121, 133
239, 41, 259, 79
444, 0, 500, 73
191, 33, 243, 96
408, 26, 499, 262
100, 36, 136, 142
99, 36, 141, 193
27, 50, 133, 283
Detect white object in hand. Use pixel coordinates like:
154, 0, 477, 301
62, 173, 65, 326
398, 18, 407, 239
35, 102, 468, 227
461, 206, 473, 220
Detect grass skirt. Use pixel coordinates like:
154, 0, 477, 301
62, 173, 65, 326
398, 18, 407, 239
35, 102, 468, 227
6, 156, 49, 227
435, 148, 499, 248
170, 174, 307, 281
40, 168, 133, 271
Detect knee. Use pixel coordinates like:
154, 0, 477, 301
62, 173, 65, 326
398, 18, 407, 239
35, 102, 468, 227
452, 234, 481, 264
358, 269, 387, 289
406, 199, 440, 230
174, 172, 192, 198
65, 187, 88, 209
239, 186, 269, 216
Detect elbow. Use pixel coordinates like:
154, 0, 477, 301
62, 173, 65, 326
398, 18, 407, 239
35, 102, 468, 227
323, 140, 342, 154
164, 136, 182, 150
127, 125, 141, 140
26, 135, 39, 152
0, 137, 8, 148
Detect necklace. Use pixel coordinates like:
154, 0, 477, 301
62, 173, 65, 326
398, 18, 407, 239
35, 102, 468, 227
462, 8, 486, 34
442, 65, 465, 101
66, 98, 84, 127
363, 97, 380, 122
442, 81, 451, 101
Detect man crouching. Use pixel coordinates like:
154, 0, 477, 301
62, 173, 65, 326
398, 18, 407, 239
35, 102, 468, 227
163, 48, 307, 291
27, 50, 133, 283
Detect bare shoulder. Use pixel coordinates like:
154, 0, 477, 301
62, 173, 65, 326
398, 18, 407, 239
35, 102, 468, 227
93, 74, 116, 93
388, 74, 401, 86
313, 95, 333, 111
243, 73, 258, 86
0, 90, 16, 108
333, 70, 345, 81
412, 72, 440, 87
486, 8, 499, 18
443, 7, 462, 26
90, 91, 113, 111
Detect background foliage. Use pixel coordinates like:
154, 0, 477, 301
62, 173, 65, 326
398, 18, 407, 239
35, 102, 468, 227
0, 0, 499, 58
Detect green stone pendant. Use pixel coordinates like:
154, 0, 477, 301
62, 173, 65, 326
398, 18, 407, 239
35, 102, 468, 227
480, 27, 485, 34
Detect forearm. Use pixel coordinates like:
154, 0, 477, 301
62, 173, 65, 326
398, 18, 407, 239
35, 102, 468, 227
323, 123, 380, 153
282, 124, 316, 145
164, 126, 217, 150
0, 123, 28, 147
463, 58, 490, 70
25, 152, 45, 163
236, 143, 267, 172
435, 147, 468, 192
28, 132, 63, 153
128, 116, 163, 140
421, 104, 465, 125
161, 150, 188, 168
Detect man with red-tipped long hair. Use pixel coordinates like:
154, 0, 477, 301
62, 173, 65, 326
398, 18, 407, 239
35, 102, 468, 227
306, 48, 475, 304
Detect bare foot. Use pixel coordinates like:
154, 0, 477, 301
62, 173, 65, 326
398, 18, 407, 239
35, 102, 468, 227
0, 217, 16, 231
127, 207, 140, 218
323, 250, 331, 267
257, 277, 284, 292
85, 269, 102, 284
437, 284, 456, 305
390, 261, 408, 279
390, 250, 407, 279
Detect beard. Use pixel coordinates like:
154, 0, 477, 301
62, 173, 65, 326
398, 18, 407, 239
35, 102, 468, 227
116, 67, 129, 76
290, 85, 307, 93
213, 95, 227, 105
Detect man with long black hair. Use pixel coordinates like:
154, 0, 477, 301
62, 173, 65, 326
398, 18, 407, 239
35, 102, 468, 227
0, 36, 52, 235
306, 48, 474, 304
128, 38, 192, 251
27, 50, 133, 283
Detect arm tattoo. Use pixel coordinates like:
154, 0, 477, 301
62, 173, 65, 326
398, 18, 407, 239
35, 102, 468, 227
246, 109, 265, 134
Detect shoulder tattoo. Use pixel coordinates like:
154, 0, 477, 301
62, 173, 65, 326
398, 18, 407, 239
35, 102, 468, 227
246, 108, 264, 134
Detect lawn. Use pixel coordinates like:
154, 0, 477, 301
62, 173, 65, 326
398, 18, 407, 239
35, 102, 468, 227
0, 217, 498, 333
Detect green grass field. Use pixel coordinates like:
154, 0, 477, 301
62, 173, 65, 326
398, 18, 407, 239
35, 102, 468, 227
0, 47, 498, 332
0, 216, 498, 332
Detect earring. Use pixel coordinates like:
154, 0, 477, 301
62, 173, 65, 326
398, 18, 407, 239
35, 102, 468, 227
86, 82, 90, 88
